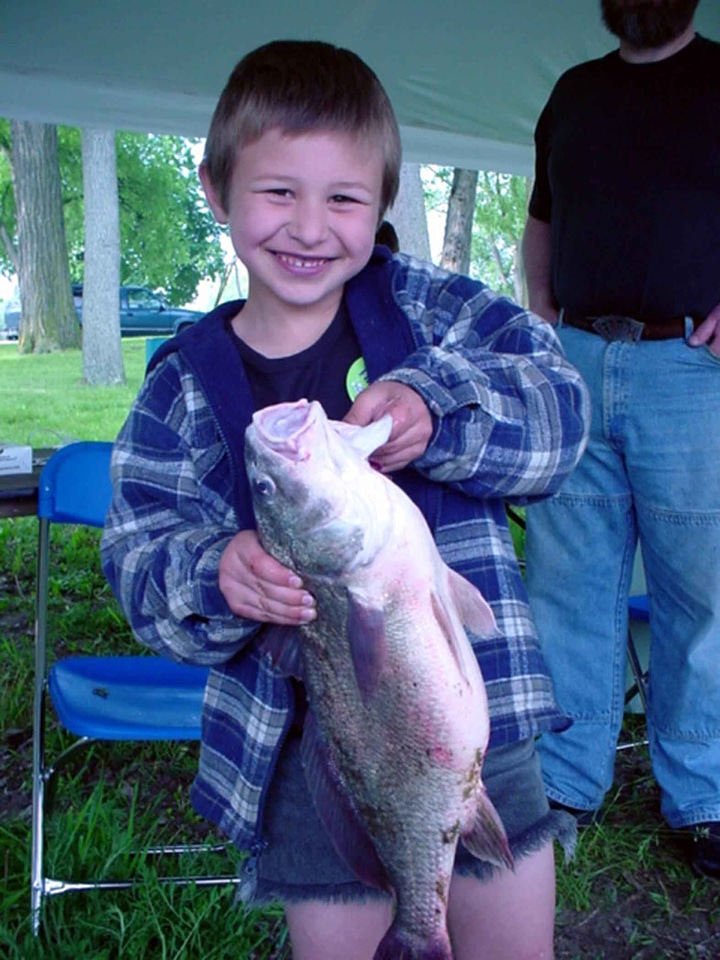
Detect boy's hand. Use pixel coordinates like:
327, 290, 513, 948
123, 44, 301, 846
344, 380, 433, 473
219, 530, 316, 625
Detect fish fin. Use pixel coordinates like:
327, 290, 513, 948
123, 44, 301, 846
256, 625, 306, 680
333, 414, 393, 459
374, 925, 452, 960
431, 591, 478, 686
461, 787, 514, 871
447, 568, 498, 637
347, 592, 388, 704
300, 712, 393, 893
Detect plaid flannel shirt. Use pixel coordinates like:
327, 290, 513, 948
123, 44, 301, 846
101, 248, 589, 851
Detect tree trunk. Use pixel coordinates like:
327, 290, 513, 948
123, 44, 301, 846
440, 168, 479, 276
515, 175, 534, 308
81, 128, 125, 385
10, 121, 79, 353
387, 163, 431, 260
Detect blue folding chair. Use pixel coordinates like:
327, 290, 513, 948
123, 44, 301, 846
31, 442, 237, 935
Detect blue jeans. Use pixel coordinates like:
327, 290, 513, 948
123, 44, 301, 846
526, 322, 720, 829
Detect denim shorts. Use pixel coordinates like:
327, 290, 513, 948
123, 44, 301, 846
246, 733, 576, 905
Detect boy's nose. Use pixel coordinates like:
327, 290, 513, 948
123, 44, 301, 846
286, 199, 329, 247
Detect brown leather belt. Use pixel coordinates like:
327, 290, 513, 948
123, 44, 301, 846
563, 312, 701, 343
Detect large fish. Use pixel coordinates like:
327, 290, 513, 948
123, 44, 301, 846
245, 399, 513, 960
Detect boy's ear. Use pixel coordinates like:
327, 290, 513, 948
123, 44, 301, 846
198, 162, 229, 225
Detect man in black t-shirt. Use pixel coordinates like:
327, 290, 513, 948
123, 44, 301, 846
522, 0, 720, 880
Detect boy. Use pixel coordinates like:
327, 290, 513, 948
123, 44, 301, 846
102, 40, 589, 960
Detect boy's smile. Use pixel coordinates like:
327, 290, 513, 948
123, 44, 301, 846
202, 128, 384, 346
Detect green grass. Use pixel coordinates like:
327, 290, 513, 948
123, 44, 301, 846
0, 339, 147, 445
0, 516, 291, 957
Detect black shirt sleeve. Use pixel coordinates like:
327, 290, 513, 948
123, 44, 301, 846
528, 99, 553, 223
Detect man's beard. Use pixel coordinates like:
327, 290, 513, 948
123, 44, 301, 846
601, 0, 699, 48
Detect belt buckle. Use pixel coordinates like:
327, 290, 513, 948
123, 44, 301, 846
592, 315, 644, 343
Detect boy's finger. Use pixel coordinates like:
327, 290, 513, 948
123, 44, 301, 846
250, 547, 305, 589
343, 390, 387, 427
228, 582, 316, 623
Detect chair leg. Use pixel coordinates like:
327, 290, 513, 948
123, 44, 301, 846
32, 732, 239, 926
30, 691, 46, 936
626, 629, 648, 714
30, 778, 44, 936
31, 516, 51, 936
618, 622, 649, 751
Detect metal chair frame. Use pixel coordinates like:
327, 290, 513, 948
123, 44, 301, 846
625, 595, 650, 713
30, 442, 238, 936
617, 594, 650, 751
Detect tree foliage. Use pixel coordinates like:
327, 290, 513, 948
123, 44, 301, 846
471, 171, 529, 303
112, 134, 224, 303
0, 119, 17, 272
423, 166, 529, 303
0, 124, 224, 306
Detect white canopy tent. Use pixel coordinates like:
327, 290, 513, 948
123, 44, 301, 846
2, 1, 718, 176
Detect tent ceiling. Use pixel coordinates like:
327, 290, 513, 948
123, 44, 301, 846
2, 1, 719, 175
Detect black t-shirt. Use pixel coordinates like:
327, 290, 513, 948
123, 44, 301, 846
230, 300, 366, 731
529, 35, 720, 319
230, 300, 364, 420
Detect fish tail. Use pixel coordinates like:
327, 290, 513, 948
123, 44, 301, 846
373, 925, 452, 960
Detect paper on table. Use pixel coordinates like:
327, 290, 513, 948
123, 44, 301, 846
0, 445, 33, 476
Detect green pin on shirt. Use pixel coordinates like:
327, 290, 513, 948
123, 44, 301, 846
346, 357, 369, 401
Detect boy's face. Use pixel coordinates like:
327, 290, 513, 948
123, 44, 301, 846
202, 128, 384, 318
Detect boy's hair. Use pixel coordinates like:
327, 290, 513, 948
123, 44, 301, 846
203, 40, 402, 219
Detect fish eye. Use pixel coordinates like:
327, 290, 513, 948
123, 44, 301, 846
253, 476, 276, 498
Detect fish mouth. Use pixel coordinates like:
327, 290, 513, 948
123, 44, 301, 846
252, 399, 321, 461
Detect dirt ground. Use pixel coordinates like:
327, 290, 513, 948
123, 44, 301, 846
553, 738, 720, 960
555, 850, 720, 959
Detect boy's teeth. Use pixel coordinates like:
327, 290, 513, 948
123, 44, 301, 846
278, 253, 325, 268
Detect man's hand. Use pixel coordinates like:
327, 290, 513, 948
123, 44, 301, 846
689, 302, 720, 357
219, 529, 316, 624
344, 380, 433, 473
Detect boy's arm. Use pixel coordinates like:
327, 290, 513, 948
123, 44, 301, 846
384, 268, 590, 502
100, 359, 267, 664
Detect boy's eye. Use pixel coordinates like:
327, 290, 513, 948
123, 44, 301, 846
266, 188, 292, 198
330, 194, 359, 205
